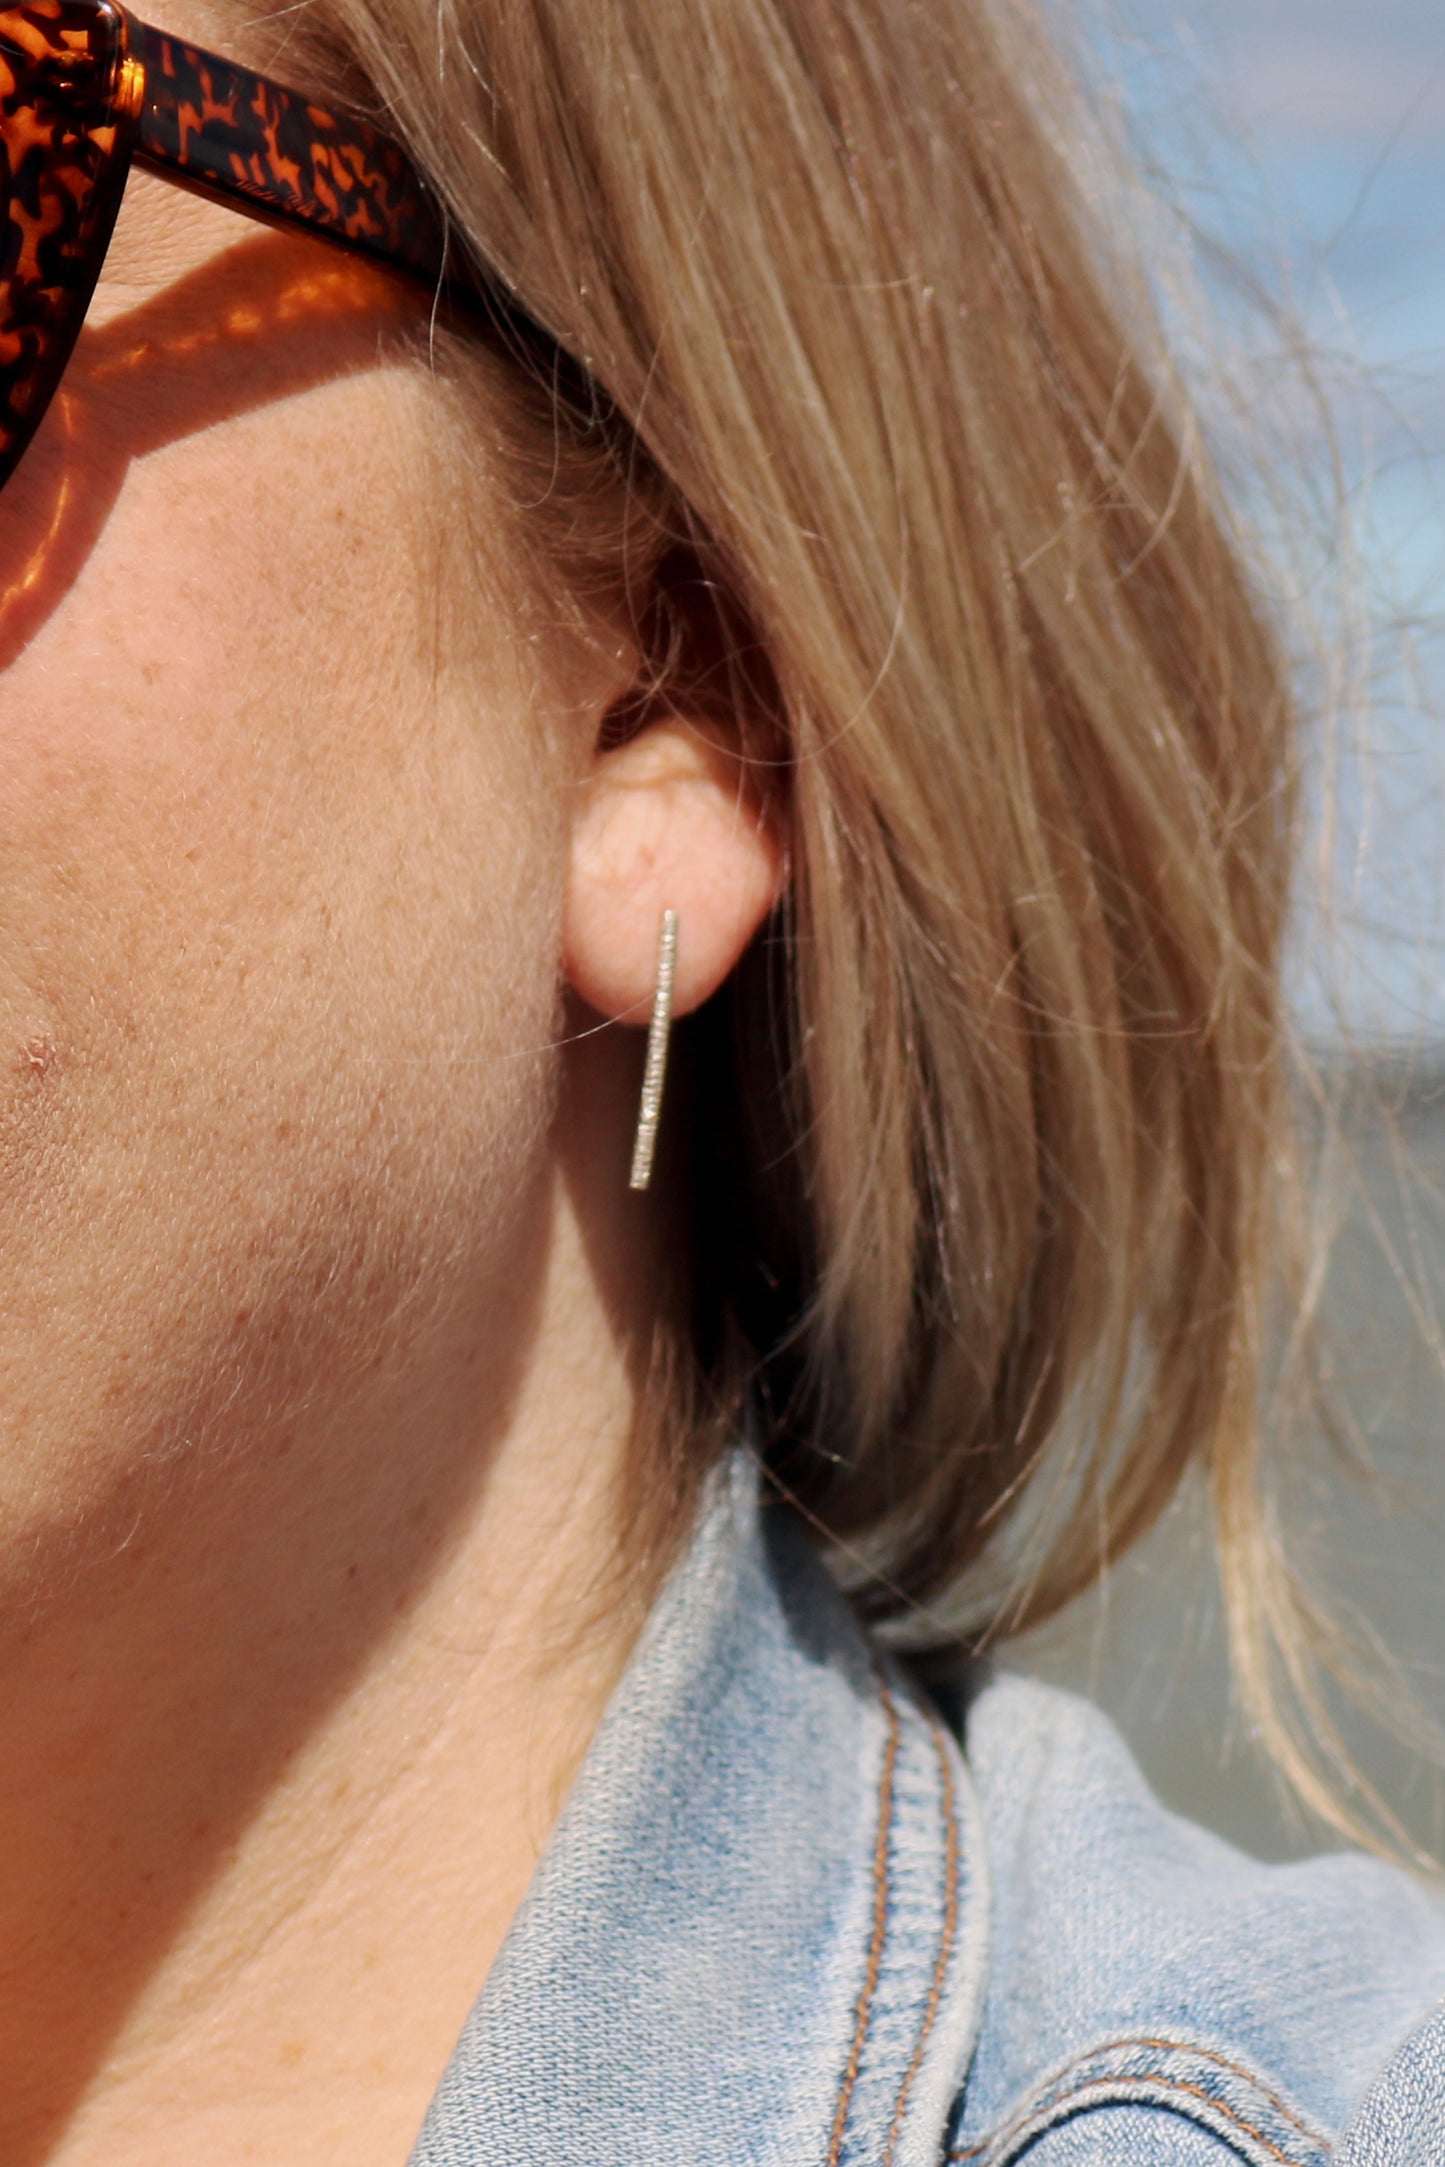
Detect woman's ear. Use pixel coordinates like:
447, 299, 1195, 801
562, 715, 786, 1022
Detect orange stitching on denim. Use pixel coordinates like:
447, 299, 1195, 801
1021, 2039, 1320, 2145
948, 2067, 1326, 2165
948, 2035, 1324, 2155
881, 1704, 961, 2167
1120, 2040, 1320, 2142
827, 1668, 901, 2167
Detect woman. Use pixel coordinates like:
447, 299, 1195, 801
4, 0, 1443, 2155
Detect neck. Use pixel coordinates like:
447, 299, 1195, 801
0, 1146, 658, 2167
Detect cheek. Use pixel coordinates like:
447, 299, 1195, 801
0, 359, 564, 1516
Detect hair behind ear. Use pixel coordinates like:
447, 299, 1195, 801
323, 0, 1377, 1842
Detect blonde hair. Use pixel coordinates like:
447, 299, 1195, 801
313, 0, 1317, 1806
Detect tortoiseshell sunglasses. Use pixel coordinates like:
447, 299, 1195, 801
0, 0, 450, 491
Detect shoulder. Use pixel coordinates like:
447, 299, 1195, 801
951, 1671, 1445, 2165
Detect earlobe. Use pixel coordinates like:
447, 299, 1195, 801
562, 716, 785, 1024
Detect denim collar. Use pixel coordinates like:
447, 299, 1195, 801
408, 1452, 990, 2167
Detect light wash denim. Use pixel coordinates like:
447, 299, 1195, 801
408, 1454, 1445, 2165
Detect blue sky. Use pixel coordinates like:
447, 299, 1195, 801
1106, 0, 1445, 1044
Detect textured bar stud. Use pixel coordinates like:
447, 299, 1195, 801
628, 909, 679, 1192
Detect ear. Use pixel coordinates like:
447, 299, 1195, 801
563, 716, 786, 1022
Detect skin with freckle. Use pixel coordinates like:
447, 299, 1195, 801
0, 185, 558, 1551
0, 8, 784, 2152
0, 160, 595, 2162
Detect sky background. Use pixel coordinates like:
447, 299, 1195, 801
1104, 0, 1445, 1046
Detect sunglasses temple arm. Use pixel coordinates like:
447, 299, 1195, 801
129, 18, 449, 287
122, 15, 611, 435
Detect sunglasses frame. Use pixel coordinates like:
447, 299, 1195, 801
0, 0, 450, 490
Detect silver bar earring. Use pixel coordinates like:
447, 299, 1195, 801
629, 908, 679, 1192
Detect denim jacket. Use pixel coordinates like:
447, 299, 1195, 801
407, 1455, 1445, 2166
